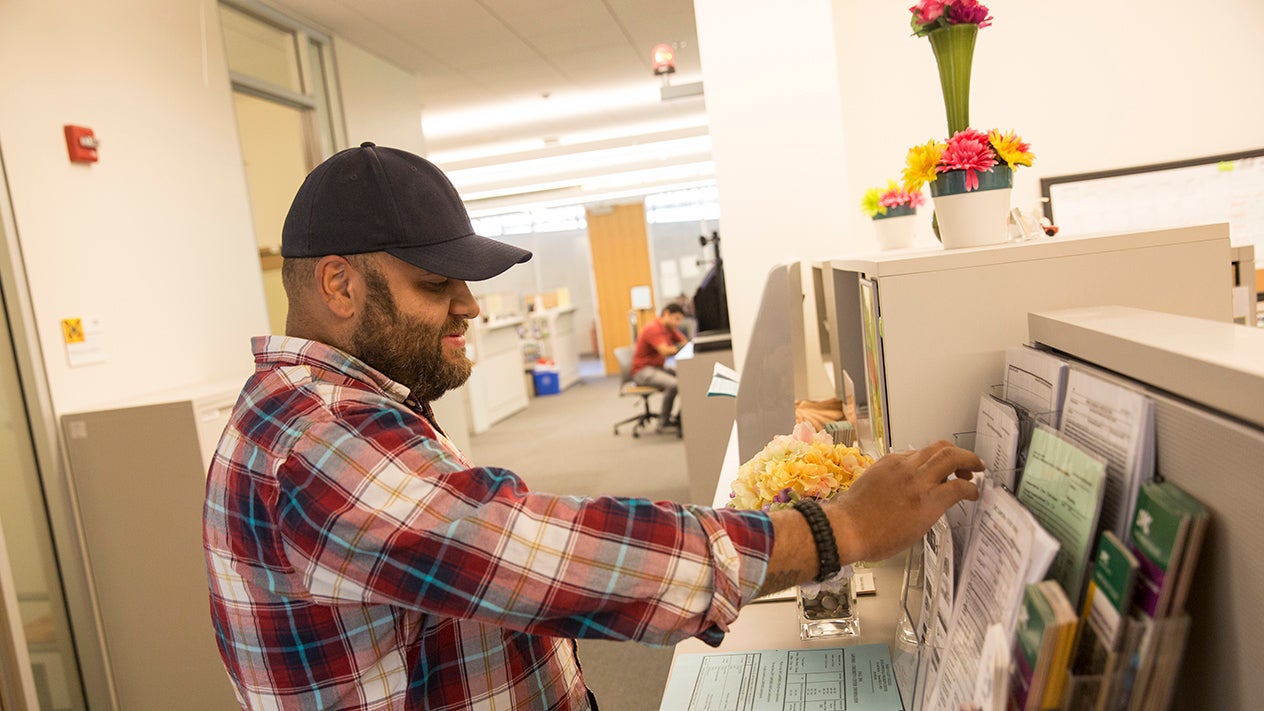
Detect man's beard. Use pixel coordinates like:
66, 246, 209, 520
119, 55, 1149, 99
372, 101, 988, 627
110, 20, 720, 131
349, 267, 473, 403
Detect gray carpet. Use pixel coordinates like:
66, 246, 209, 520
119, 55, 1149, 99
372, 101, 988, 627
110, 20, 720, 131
468, 360, 686, 711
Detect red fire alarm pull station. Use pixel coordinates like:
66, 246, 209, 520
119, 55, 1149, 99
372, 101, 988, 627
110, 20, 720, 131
64, 125, 99, 163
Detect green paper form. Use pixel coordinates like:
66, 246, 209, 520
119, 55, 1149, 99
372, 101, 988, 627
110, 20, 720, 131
660, 644, 904, 710
1017, 428, 1107, 604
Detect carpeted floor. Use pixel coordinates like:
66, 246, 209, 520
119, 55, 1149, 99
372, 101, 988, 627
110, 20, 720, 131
468, 358, 686, 711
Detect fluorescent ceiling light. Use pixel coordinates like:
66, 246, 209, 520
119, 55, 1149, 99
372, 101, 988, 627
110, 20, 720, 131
579, 161, 714, 192
446, 136, 713, 189
422, 84, 661, 142
466, 179, 718, 220
556, 114, 709, 147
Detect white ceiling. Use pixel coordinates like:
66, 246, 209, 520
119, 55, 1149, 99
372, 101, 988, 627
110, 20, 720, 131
268, 0, 712, 213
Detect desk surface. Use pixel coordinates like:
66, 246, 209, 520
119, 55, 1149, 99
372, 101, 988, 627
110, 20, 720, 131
670, 559, 906, 658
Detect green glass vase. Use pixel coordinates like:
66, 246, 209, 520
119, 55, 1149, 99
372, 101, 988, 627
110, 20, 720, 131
927, 24, 977, 136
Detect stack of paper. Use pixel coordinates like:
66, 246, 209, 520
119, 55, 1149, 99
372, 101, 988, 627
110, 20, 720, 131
1002, 346, 1069, 427
1068, 531, 1140, 711
706, 362, 740, 398
1009, 581, 1077, 711
1016, 426, 1108, 607
1056, 367, 1156, 544
923, 486, 1058, 710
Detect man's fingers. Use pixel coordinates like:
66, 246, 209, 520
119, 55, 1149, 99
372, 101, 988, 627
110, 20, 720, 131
918, 445, 985, 482
904, 440, 953, 469
931, 477, 981, 510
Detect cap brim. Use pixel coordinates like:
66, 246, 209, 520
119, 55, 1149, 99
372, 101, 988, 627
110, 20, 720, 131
387, 233, 532, 281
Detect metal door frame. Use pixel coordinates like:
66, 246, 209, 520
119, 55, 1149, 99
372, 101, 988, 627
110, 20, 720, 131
0, 142, 116, 708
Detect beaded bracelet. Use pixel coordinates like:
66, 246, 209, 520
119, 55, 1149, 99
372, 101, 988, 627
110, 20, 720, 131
793, 498, 841, 583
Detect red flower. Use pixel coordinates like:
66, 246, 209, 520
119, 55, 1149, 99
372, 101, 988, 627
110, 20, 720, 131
948, 0, 993, 27
939, 129, 998, 191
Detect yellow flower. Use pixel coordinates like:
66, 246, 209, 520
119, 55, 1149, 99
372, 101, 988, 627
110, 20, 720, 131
988, 129, 1034, 169
728, 426, 874, 511
860, 187, 886, 218
902, 140, 946, 193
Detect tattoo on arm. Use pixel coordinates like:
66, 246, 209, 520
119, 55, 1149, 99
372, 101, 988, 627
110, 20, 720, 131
757, 569, 805, 598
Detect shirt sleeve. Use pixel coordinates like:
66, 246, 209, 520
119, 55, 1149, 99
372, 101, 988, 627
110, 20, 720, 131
274, 403, 773, 647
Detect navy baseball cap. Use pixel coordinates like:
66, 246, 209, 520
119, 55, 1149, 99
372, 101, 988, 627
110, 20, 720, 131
281, 142, 531, 281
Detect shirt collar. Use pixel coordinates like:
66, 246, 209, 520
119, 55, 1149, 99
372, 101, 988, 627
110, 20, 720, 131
250, 335, 414, 405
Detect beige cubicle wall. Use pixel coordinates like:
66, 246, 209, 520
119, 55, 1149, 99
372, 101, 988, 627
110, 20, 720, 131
825, 225, 1233, 454
59, 387, 242, 711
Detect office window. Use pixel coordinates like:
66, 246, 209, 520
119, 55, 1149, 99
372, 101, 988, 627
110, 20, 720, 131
218, 0, 345, 331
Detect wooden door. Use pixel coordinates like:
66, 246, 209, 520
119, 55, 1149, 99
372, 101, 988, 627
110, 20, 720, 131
586, 203, 654, 375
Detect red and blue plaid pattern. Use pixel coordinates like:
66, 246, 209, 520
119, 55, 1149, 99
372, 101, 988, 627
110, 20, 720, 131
204, 337, 772, 709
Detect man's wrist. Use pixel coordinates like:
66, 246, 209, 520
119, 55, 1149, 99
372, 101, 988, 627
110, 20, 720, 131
792, 499, 841, 583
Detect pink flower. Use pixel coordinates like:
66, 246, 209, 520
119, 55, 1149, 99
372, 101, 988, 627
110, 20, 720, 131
939, 129, 998, 191
948, 0, 993, 27
910, 0, 947, 24
879, 185, 928, 209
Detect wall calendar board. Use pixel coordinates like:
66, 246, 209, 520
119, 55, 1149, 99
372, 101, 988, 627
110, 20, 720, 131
1041, 149, 1264, 266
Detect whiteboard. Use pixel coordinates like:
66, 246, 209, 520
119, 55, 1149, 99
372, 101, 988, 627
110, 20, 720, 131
1042, 152, 1264, 266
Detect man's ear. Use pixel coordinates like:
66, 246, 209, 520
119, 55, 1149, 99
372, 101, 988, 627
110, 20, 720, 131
313, 255, 361, 320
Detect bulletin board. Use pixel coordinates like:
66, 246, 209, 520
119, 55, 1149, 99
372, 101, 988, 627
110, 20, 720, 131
1041, 149, 1264, 267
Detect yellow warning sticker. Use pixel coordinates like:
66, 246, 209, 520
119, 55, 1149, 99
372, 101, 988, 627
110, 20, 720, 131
61, 318, 85, 344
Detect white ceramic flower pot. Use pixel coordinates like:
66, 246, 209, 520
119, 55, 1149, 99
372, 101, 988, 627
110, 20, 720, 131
932, 187, 1012, 249
871, 213, 918, 250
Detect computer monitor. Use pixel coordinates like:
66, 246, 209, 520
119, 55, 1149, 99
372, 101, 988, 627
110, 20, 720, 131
692, 258, 730, 335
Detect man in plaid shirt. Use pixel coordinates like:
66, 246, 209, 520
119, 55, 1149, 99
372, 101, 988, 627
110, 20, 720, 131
203, 143, 983, 710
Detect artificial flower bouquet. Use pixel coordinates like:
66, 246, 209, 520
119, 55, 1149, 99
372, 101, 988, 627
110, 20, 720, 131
909, 0, 993, 36
861, 180, 927, 220
727, 421, 873, 513
902, 128, 1034, 195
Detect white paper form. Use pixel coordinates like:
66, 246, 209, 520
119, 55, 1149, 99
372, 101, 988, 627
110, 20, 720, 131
707, 362, 741, 398
973, 395, 1021, 486
944, 396, 1022, 574
660, 644, 903, 711
970, 624, 1011, 711
914, 516, 955, 706
1056, 368, 1156, 542
924, 487, 1057, 711
1002, 346, 1068, 426
1016, 427, 1108, 604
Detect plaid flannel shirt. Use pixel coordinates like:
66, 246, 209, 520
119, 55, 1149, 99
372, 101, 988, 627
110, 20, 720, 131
204, 336, 773, 710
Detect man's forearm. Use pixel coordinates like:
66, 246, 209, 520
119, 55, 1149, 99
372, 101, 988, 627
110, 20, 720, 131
756, 508, 820, 597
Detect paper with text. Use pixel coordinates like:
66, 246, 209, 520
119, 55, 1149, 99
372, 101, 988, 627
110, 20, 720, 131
1002, 346, 1068, 427
925, 486, 1056, 711
1016, 427, 1107, 605
1057, 368, 1155, 542
660, 644, 903, 711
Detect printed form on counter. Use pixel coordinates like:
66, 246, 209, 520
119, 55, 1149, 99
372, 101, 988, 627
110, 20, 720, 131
660, 644, 903, 711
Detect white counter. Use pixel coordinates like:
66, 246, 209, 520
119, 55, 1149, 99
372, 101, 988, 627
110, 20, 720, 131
465, 317, 529, 434
533, 306, 580, 390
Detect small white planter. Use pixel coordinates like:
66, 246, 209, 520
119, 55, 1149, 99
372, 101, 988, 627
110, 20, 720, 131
932, 187, 1012, 249
872, 213, 918, 250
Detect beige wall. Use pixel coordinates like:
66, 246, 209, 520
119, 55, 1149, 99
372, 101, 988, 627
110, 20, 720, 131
335, 38, 426, 154
695, 0, 1264, 368
0, 0, 267, 414
693, 0, 854, 370
831, 0, 1264, 254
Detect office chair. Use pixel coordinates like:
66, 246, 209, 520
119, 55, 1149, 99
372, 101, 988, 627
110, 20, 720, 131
612, 345, 661, 438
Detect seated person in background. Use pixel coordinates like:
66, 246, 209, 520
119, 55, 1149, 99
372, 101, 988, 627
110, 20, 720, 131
631, 303, 688, 431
